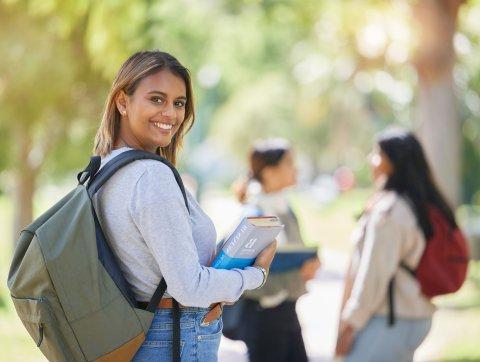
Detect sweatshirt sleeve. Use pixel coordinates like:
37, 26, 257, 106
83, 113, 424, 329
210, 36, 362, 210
129, 163, 263, 307
341, 211, 404, 330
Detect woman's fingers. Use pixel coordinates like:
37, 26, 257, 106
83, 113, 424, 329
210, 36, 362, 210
335, 324, 355, 356
254, 239, 278, 270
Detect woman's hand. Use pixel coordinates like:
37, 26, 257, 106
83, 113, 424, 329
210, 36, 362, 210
300, 257, 321, 282
254, 239, 278, 272
335, 322, 355, 357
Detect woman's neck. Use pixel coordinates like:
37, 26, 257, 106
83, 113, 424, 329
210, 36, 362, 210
261, 181, 285, 194
113, 122, 156, 152
262, 186, 281, 194
113, 135, 156, 153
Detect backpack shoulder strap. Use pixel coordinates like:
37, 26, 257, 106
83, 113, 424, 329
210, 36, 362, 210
77, 156, 102, 185
82, 150, 189, 316
87, 149, 189, 212
400, 262, 416, 277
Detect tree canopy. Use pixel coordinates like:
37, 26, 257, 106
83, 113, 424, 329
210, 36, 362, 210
0, 0, 479, 206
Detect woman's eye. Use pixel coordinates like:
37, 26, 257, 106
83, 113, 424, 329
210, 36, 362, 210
151, 97, 164, 104
174, 100, 186, 108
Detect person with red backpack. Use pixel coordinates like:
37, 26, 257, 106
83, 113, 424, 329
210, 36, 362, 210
335, 127, 469, 362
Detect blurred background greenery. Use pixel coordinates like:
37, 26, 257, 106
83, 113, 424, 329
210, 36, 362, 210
1, 0, 480, 361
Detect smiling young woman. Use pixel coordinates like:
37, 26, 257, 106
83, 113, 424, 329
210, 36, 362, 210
91, 50, 277, 361
93, 51, 195, 165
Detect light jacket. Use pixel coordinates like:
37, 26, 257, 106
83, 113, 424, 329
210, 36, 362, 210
342, 191, 436, 330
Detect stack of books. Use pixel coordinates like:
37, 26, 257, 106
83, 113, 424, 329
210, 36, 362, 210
212, 216, 318, 272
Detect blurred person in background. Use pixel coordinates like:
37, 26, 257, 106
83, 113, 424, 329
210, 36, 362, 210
231, 138, 321, 362
336, 128, 460, 361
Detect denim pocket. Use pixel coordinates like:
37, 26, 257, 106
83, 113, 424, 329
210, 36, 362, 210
198, 316, 223, 341
197, 317, 222, 362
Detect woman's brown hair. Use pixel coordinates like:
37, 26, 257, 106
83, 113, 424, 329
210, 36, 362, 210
93, 50, 195, 165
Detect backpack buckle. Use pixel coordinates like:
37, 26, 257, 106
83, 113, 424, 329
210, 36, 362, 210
77, 156, 102, 185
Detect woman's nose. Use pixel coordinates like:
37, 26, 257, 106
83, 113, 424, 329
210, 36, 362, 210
161, 104, 175, 117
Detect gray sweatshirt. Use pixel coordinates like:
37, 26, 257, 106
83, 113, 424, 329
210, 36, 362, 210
92, 147, 263, 307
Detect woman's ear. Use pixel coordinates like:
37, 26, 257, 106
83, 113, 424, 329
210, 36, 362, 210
115, 91, 128, 116
382, 152, 395, 177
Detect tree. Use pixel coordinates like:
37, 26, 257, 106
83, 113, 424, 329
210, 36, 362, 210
413, 0, 465, 206
0, 2, 104, 240
1, 0, 477, 245
0, 0, 216, 241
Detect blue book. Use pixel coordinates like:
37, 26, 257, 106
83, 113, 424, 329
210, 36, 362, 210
269, 246, 318, 273
212, 216, 284, 270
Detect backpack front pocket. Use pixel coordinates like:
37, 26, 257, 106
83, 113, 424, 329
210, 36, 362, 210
12, 296, 74, 361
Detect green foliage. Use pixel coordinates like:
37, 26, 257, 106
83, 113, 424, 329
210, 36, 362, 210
457, 3, 480, 204
210, 74, 296, 160
0, 121, 11, 174
440, 311, 480, 361
0, 0, 479, 198
0, 1, 106, 179
470, 261, 480, 288
206, 1, 418, 177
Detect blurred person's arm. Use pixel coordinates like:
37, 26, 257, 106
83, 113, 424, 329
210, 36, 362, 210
300, 257, 321, 282
335, 258, 354, 357
339, 258, 354, 313
232, 175, 250, 204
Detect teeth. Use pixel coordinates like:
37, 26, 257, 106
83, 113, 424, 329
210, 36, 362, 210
154, 122, 173, 130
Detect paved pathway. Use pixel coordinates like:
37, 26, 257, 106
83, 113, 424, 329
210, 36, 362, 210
218, 250, 347, 362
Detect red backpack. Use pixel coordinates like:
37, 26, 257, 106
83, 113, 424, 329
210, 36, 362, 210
412, 206, 470, 298
388, 205, 469, 325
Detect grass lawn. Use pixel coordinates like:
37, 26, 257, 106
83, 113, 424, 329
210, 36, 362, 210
0, 196, 46, 361
291, 188, 370, 251
417, 279, 480, 362
437, 271, 480, 361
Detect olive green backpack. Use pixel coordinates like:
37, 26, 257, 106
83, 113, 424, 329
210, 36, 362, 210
7, 150, 189, 361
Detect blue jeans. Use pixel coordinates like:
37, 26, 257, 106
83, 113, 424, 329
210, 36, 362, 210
344, 315, 432, 362
133, 307, 223, 362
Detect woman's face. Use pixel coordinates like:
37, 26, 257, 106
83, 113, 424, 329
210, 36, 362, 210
116, 69, 187, 152
277, 150, 298, 188
262, 150, 298, 192
368, 144, 394, 183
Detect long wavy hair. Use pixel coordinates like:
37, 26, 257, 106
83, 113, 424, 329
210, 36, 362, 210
377, 127, 457, 238
93, 50, 195, 165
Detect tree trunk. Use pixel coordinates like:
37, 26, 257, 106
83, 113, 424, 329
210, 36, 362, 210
413, 0, 464, 207
417, 83, 461, 206
12, 123, 38, 244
